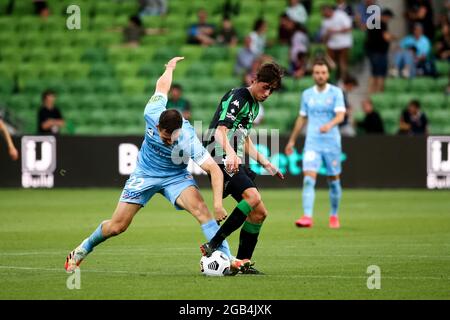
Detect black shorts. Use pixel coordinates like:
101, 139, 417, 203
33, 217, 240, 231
218, 164, 257, 202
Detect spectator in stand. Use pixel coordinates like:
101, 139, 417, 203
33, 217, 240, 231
355, 0, 377, 30
0, 115, 19, 161
248, 18, 268, 56
278, 13, 296, 45
393, 23, 432, 78
357, 99, 385, 134
216, 16, 238, 47
320, 5, 353, 81
398, 100, 429, 135
123, 15, 146, 47
138, 0, 167, 16
187, 9, 216, 46
38, 90, 65, 135
234, 35, 258, 75
339, 75, 358, 137
406, 0, 435, 43
285, 0, 308, 25
289, 23, 309, 78
366, 8, 395, 93
336, 0, 354, 20
33, 0, 50, 19
167, 84, 192, 121
435, 18, 450, 61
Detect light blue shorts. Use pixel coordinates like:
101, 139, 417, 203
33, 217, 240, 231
119, 172, 197, 210
302, 149, 342, 176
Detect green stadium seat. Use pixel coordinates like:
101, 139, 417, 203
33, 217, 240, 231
0, 63, 16, 80
306, 14, 322, 36
384, 78, 410, 93
81, 47, 107, 63
41, 64, 65, 78
137, 63, 164, 78
7, 95, 36, 111
53, 47, 82, 63
212, 61, 234, 78
39, 17, 66, 32
380, 109, 400, 134
57, 95, 79, 111
127, 47, 154, 63
421, 94, 447, 110
180, 45, 204, 61
19, 32, 44, 47
90, 16, 114, 31
17, 64, 40, 82
202, 46, 230, 61
0, 17, 16, 32
0, 32, 19, 48
70, 32, 97, 48
68, 79, 95, 94
0, 77, 14, 95
186, 62, 212, 78
63, 63, 90, 79
22, 79, 48, 95
102, 94, 128, 110
436, 77, 449, 92
395, 94, 416, 109
88, 63, 115, 78
46, 31, 71, 47
115, 62, 139, 79
78, 94, 103, 111
126, 95, 150, 110
152, 46, 181, 62
122, 79, 147, 94
12, 0, 34, 15
94, 78, 121, 94
95, 32, 122, 47
16, 16, 41, 31
0, 47, 23, 64
142, 16, 165, 29
436, 60, 450, 76
410, 78, 437, 93
370, 93, 395, 110
22, 48, 52, 63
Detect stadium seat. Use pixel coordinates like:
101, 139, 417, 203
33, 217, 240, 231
421, 94, 447, 110
81, 47, 107, 63
186, 62, 212, 78
212, 61, 234, 78
63, 63, 90, 79
370, 93, 395, 110
93, 78, 121, 94
88, 63, 115, 78
115, 62, 139, 79
138, 63, 164, 78
0, 77, 14, 95
180, 45, 204, 61
410, 78, 437, 93
384, 78, 410, 93
121, 79, 147, 94
202, 46, 230, 61
436, 60, 450, 76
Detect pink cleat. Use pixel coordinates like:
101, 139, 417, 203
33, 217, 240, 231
295, 215, 313, 228
329, 215, 340, 229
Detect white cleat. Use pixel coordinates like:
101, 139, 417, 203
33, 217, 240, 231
64, 241, 89, 273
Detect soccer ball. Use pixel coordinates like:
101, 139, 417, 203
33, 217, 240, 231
200, 251, 231, 276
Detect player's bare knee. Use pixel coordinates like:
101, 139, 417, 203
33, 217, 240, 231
191, 202, 209, 220
254, 207, 268, 222
109, 221, 128, 236
243, 189, 261, 208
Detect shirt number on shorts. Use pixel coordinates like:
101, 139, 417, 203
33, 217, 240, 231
128, 177, 144, 190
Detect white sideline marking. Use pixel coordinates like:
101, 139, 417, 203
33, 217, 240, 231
0, 265, 448, 281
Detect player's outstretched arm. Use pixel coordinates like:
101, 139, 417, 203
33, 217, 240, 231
200, 157, 228, 222
285, 116, 307, 155
0, 119, 18, 161
154, 57, 184, 96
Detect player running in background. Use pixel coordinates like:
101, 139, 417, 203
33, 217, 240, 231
285, 59, 346, 229
200, 62, 284, 274
65, 57, 246, 274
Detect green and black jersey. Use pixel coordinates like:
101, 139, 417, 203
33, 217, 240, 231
205, 87, 260, 158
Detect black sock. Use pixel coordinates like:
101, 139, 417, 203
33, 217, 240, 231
209, 200, 252, 249
236, 229, 259, 260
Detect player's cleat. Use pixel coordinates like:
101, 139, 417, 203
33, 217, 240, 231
240, 265, 264, 275
226, 258, 253, 276
64, 244, 88, 273
295, 215, 313, 228
329, 215, 340, 229
200, 242, 215, 257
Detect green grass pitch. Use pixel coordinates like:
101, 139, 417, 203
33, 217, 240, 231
0, 188, 449, 300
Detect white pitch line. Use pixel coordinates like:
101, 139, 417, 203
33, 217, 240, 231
0, 265, 448, 281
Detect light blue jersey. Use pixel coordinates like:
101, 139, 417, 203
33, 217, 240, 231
300, 84, 346, 175
120, 92, 210, 208
135, 92, 209, 178
300, 83, 346, 151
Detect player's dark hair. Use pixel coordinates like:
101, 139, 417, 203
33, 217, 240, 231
312, 59, 330, 70
41, 89, 55, 102
409, 99, 421, 109
159, 109, 183, 134
256, 62, 283, 90
343, 74, 358, 86
171, 83, 183, 91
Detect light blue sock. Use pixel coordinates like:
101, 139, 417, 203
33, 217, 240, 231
201, 220, 232, 259
328, 179, 342, 216
81, 223, 106, 253
302, 176, 316, 217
